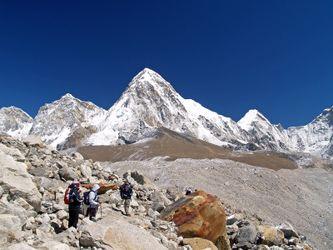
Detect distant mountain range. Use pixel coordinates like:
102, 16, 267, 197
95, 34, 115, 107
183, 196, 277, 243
0, 68, 332, 158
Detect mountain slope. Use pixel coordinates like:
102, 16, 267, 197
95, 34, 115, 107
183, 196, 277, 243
0, 106, 33, 138
87, 68, 251, 148
30, 93, 107, 148
287, 106, 333, 157
80, 127, 297, 170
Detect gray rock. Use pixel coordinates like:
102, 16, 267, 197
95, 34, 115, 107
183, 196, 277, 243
227, 213, 243, 225
72, 152, 84, 160
30, 167, 48, 177
237, 224, 257, 244
58, 167, 78, 181
56, 210, 68, 220
0, 144, 25, 162
0, 150, 42, 211
79, 163, 92, 178
79, 231, 97, 248
24, 217, 36, 230
151, 201, 165, 212
80, 214, 167, 250
0, 214, 21, 231
147, 208, 160, 219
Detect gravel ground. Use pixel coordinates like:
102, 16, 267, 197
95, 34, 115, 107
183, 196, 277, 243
103, 158, 333, 250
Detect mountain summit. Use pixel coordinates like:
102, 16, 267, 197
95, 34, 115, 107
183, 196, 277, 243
88, 68, 250, 148
238, 109, 290, 151
0, 106, 33, 138
0, 68, 332, 158
29, 93, 107, 148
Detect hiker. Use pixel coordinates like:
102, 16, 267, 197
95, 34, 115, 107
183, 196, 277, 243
120, 179, 133, 216
185, 187, 193, 195
65, 180, 82, 228
85, 184, 100, 221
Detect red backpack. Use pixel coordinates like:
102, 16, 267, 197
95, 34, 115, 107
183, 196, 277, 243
64, 186, 72, 205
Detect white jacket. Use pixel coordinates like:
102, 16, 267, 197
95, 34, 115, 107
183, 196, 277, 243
89, 184, 100, 207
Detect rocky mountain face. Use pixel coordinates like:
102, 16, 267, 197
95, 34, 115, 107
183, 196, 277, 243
29, 93, 107, 149
0, 107, 33, 138
0, 68, 332, 158
238, 109, 290, 151
87, 68, 250, 148
287, 107, 333, 157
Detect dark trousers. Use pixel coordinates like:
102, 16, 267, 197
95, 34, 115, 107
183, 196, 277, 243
68, 207, 80, 228
87, 206, 98, 220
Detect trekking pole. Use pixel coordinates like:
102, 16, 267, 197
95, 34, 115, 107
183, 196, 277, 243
100, 203, 103, 219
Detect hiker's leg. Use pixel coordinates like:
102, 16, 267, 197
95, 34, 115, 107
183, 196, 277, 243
89, 207, 97, 220
124, 199, 130, 215
68, 208, 75, 228
73, 209, 79, 228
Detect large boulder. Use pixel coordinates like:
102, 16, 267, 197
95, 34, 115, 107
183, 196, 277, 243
0, 214, 22, 245
0, 214, 21, 231
80, 215, 167, 250
0, 150, 42, 211
0, 144, 25, 162
160, 190, 230, 250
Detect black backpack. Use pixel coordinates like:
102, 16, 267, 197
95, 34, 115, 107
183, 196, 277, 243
83, 191, 90, 205
120, 184, 133, 199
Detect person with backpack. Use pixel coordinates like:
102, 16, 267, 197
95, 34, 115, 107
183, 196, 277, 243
120, 179, 133, 216
84, 184, 100, 221
64, 180, 82, 228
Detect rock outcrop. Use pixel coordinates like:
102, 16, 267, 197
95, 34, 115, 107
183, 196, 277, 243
0, 147, 42, 211
161, 190, 230, 250
80, 215, 167, 250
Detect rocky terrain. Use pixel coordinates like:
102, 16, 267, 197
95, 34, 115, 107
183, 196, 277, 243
0, 134, 322, 250
104, 158, 333, 250
0, 68, 332, 159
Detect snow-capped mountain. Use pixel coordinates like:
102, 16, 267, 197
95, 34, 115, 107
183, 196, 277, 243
30, 93, 107, 148
238, 109, 290, 151
0, 106, 33, 138
0, 68, 331, 158
287, 106, 333, 157
87, 68, 250, 148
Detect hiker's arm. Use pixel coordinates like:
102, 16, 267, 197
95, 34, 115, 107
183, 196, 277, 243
73, 190, 82, 203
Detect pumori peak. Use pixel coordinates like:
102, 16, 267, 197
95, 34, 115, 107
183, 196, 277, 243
128, 68, 174, 90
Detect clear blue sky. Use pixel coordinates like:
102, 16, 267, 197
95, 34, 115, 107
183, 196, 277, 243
0, 1, 332, 127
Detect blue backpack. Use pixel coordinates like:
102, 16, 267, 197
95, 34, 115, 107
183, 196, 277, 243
83, 191, 91, 205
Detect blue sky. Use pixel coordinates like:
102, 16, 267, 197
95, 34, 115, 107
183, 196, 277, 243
0, 1, 332, 127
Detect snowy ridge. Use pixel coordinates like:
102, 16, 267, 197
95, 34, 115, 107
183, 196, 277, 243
0, 68, 332, 158
30, 93, 107, 148
0, 106, 33, 138
287, 106, 333, 157
238, 109, 290, 151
